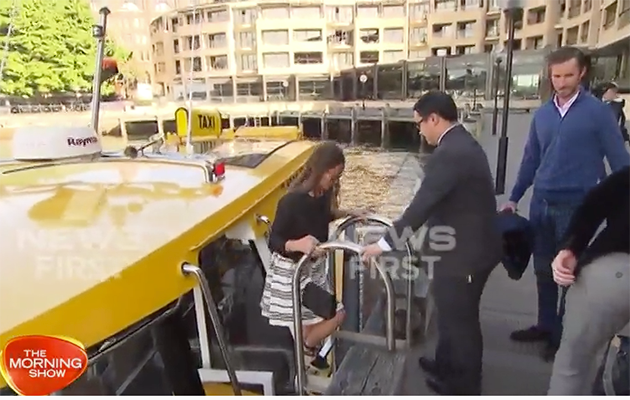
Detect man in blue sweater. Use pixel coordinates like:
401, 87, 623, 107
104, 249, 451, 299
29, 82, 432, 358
500, 47, 630, 361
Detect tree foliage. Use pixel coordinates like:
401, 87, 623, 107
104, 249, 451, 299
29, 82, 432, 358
0, 0, 130, 96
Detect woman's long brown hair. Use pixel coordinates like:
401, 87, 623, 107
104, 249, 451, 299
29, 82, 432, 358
291, 141, 345, 194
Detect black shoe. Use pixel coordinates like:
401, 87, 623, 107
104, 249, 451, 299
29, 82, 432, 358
418, 357, 442, 377
510, 326, 551, 342
425, 377, 448, 395
542, 341, 558, 362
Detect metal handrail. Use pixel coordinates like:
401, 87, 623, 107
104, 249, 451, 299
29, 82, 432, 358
292, 241, 396, 395
330, 215, 415, 347
181, 263, 242, 396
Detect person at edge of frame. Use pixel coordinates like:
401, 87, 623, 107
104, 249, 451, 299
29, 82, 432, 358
594, 81, 629, 144
499, 46, 630, 362
362, 90, 502, 395
547, 165, 630, 395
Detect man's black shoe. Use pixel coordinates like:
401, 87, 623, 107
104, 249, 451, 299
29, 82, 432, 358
418, 357, 441, 378
510, 326, 551, 342
542, 341, 558, 362
425, 377, 448, 395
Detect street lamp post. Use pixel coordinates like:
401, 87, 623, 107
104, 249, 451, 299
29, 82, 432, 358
491, 56, 503, 136
359, 73, 368, 109
282, 80, 289, 100
495, 0, 524, 195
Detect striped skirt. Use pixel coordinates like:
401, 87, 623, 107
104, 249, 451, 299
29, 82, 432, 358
261, 252, 343, 330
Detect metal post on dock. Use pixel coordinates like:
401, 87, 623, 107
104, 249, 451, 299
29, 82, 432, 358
321, 111, 328, 140
89, 7, 110, 133
350, 106, 358, 145
380, 105, 390, 149
495, 0, 524, 195
491, 57, 503, 136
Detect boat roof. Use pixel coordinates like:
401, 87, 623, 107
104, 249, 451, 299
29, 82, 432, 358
0, 138, 316, 385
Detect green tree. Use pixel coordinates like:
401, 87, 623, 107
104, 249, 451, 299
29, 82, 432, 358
0, 0, 130, 96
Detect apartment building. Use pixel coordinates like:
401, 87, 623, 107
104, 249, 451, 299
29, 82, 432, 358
89, 0, 189, 85
148, 0, 630, 100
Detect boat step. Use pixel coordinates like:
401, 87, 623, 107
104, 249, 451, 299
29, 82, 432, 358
304, 375, 332, 395
333, 331, 406, 349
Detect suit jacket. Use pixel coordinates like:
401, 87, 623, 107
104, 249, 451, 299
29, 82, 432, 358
384, 125, 502, 277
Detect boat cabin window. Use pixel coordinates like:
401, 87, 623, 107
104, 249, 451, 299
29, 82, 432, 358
210, 140, 293, 169
192, 236, 296, 394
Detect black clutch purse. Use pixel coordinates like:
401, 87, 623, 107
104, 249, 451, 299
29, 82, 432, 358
302, 282, 337, 320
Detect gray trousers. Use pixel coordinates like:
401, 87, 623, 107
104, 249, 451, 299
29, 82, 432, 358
548, 252, 630, 395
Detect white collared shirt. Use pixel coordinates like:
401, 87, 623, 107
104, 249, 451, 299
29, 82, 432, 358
553, 90, 579, 118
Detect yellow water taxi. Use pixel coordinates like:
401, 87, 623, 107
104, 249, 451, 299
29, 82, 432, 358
0, 124, 318, 395
0, 119, 420, 395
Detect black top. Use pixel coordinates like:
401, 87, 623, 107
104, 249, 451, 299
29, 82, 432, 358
268, 189, 334, 261
563, 166, 629, 273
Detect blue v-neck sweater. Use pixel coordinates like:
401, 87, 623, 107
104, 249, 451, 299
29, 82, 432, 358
510, 91, 630, 204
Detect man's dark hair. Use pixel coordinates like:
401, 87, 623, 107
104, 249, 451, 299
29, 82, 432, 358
593, 81, 619, 99
546, 46, 588, 70
413, 90, 459, 122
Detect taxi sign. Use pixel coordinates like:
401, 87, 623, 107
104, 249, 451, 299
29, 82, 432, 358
174, 107, 222, 138
11, 126, 102, 161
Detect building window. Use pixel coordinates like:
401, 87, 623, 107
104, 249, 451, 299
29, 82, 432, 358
239, 54, 257, 71
293, 29, 322, 42
234, 8, 257, 24
359, 51, 379, 64
435, 0, 456, 11
173, 39, 180, 53
208, 33, 227, 49
357, 6, 378, 18
207, 55, 228, 70
184, 57, 202, 72
261, 7, 290, 19
292, 6, 321, 18
331, 52, 354, 69
383, 28, 404, 43
455, 45, 475, 54
171, 17, 179, 33
328, 29, 354, 45
298, 79, 330, 100
207, 10, 229, 22
236, 81, 263, 99
382, 50, 404, 63
294, 52, 323, 64
185, 35, 201, 51
382, 5, 405, 18
175, 60, 181, 74
185, 12, 202, 24
580, 21, 590, 43
263, 52, 290, 68
325, 6, 353, 23
410, 3, 429, 19
409, 27, 428, 44
359, 29, 379, 43
237, 32, 256, 48
262, 30, 289, 45
266, 80, 292, 101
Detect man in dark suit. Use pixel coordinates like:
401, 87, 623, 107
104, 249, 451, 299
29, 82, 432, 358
362, 91, 502, 395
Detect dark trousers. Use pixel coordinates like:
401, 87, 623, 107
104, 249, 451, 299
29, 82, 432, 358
432, 266, 494, 395
529, 196, 580, 344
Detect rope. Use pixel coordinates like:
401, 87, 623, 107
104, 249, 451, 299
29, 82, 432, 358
0, 0, 20, 81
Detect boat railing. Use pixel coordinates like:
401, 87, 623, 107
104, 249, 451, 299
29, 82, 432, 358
181, 263, 242, 395
2, 149, 226, 184
328, 214, 415, 348
292, 240, 396, 395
